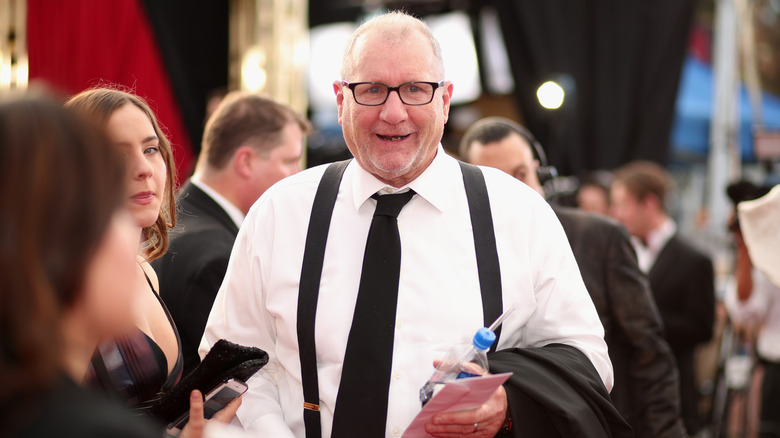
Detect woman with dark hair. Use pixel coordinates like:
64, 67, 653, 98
0, 93, 157, 437
65, 87, 186, 412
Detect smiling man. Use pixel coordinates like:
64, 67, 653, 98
200, 12, 612, 438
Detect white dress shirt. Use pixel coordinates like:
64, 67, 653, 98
200, 146, 612, 438
189, 176, 245, 228
632, 218, 676, 273
725, 268, 780, 362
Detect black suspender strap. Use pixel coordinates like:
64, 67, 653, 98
296, 159, 502, 436
296, 159, 350, 438
458, 161, 504, 353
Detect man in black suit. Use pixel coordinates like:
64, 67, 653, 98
611, 161, 715, 435
152, 92, 311, 374
462, 118, 686, 438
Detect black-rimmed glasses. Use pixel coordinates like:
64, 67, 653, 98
342, 81, 445, 106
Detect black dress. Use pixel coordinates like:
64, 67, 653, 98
85, 272, 184, 413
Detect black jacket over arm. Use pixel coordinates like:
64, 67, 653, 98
554, 207, 685, 438
152, 182, 240, 375
490, 344, 633, 438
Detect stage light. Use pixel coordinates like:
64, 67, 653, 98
15, 55, 28, 88
427, 11, 481, 104
308, 22, 354, 113
241, 47, 267, 92
537, 81, 565, 109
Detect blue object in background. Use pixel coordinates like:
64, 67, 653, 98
670, 56, 780, 161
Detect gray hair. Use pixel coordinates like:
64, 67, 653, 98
340, 11, 444, 81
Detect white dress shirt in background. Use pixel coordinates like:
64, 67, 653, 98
200, 146, 612, 438
632, 218, 676, 273
189, 176, 245, 228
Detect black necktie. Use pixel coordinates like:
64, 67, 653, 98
331, 190, 416, 436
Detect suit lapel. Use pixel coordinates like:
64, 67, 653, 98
648, 234, 678, 288
178, 182, 240, 236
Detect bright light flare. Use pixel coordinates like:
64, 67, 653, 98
537, 81, 565, 109
242, 47, 267, 92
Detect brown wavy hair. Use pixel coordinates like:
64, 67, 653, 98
0, 92, 125, 425
65, 87, 177, 261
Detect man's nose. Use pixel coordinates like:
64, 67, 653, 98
379, 90, 408, 124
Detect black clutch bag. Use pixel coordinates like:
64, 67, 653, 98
148, 339, 269, 425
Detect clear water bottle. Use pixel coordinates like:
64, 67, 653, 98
419, 327, 496, 406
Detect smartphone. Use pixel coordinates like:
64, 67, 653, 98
166, 378, 248, 436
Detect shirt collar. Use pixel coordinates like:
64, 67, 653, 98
189, 176, 245, 228
645, 217, 676, 252
350, 144, 454, 213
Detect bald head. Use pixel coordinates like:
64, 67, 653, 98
340, 11, 444, 81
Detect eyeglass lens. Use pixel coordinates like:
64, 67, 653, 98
353, 82, 436, 105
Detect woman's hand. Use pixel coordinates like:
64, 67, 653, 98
180, 389, 243, 438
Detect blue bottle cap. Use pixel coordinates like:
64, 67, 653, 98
472, 327, 496, 350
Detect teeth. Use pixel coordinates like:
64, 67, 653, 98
381, 135, 404, 141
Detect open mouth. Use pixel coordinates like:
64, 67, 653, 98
377, 134, 410, 142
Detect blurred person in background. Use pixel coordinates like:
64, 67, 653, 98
462, 117, 685, 438
0, 93, 158, 437
724, 182, 780, 438
152, 92, 311, 375
611, 160, 715, 435
577, 171, 612, 216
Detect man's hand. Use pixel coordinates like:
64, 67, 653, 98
180, 389, 243, 438
424, 384, 508, 438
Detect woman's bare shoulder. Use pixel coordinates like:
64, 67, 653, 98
136, 255, 160, 294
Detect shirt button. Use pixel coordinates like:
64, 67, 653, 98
394, 371, 403, 380
393, 427, 401, 436
396, 320, 404, 329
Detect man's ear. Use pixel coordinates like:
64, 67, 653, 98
441, 81, 454, 123
233, 146, 255, 179
334, 81, 345, 126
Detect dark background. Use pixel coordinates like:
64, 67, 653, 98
29, 0, 701, 177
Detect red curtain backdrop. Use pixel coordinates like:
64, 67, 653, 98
27, 0, 194, 185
